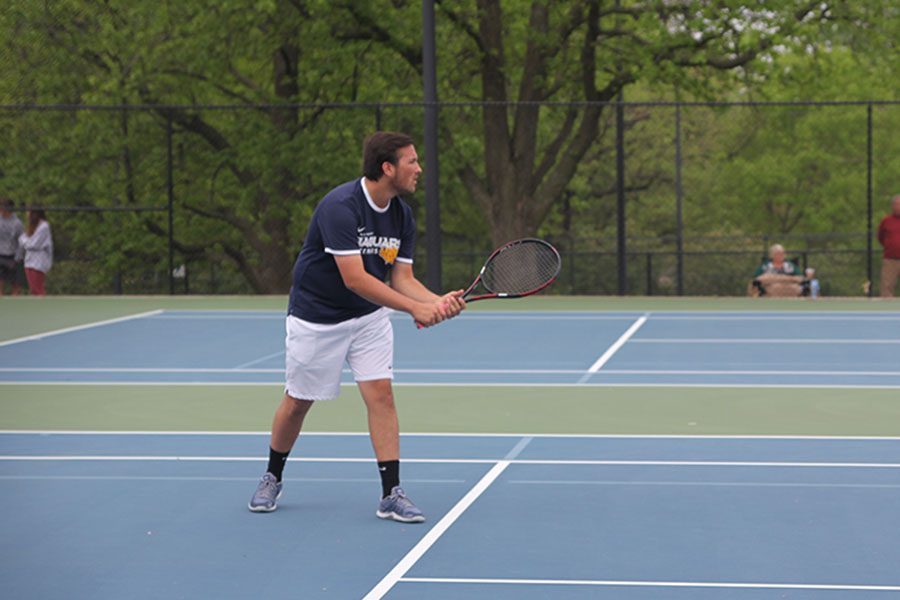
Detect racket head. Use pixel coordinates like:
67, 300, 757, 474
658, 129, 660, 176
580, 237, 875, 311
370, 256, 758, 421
465, 238, 561, 301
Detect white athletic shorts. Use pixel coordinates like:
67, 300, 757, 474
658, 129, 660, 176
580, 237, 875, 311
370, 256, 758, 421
284, 307, 393, 401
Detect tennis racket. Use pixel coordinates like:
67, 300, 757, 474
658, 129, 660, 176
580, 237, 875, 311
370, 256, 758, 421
460, 237, 561, 302
418, 238, 561, 327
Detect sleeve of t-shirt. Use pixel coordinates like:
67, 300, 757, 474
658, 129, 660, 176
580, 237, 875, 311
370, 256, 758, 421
396, 205, 416, 264
20, 222, 52, 251
318, 200, 361, 256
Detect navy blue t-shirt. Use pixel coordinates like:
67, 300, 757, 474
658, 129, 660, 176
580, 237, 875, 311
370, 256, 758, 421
288, 178, 416, 323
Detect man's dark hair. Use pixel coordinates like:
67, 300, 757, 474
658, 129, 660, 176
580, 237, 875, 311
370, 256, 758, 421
362, 132, 415, 181
0, 197, 13, 210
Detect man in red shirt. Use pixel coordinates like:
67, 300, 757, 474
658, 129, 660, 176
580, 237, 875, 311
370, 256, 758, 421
877, 194, 900, 298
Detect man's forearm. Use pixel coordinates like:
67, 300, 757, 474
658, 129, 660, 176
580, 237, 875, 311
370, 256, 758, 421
391, 274, 440, 303
345, 272, 421, 314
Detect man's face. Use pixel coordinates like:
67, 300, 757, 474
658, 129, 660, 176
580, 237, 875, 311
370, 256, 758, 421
387, 145, 421, 195
892, 196, 900, 217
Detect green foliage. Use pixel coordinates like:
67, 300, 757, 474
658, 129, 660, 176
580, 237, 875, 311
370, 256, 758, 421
0, 0, 897, 295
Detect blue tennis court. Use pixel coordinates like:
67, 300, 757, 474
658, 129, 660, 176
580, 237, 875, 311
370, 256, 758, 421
2, 309, 899, 387
2, 304, 899, 599
2, 432, 900, 598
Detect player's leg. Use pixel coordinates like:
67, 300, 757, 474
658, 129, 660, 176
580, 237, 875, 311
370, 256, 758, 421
357, 378, 399, 463
249, 316, 349, 513
270, 393, 314, 454
350, 309, 424, 523
358, 378, 423, 523
249, 393, 313, 513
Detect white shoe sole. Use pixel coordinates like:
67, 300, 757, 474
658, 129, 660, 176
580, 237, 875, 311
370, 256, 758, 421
248, 489, 282, 512
376, 509, 425, 523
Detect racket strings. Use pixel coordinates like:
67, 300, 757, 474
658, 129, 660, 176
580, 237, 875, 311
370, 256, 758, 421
481, 241, 560, 295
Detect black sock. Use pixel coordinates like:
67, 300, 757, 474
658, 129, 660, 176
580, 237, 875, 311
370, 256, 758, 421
267, 447, 290, 482
378, 460, 400, 498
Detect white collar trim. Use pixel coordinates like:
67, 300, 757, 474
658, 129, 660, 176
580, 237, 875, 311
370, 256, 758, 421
361, 177, 390, 213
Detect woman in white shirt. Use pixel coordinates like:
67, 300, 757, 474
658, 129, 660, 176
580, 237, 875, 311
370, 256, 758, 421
18, 209, 53, 296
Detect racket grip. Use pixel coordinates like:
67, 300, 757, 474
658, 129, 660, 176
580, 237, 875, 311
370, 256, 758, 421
416, 299, 452, 329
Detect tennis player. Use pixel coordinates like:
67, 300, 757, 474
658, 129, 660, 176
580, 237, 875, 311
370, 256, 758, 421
249, 131, 464, 522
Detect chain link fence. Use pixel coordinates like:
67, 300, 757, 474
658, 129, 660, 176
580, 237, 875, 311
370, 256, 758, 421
2, 101, 897, 296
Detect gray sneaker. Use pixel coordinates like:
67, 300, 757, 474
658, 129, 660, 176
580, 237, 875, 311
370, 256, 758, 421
376, 486, 425, 523
248, 472, 283, 512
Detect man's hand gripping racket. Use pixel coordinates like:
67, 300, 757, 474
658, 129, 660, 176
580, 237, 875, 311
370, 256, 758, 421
417, 238, 561, 328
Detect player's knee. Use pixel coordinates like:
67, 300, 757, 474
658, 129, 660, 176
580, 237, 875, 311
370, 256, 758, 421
368, 391, 395, 411
284, 394, 314, 417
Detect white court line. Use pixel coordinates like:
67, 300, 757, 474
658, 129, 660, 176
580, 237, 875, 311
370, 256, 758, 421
0, 309, 163, 348
146, 310, 900, 321
5, 430, 900, 440
362, 437, 535, 600
0, 456, 488, 463
4, 456, 900, 469
633, 338, 900, 344
0, 475, 465, 483
3, 381, 900, 389
0, 367, 282, 373
398, 577, 900, 592
640, 314, 900, 321
513, 459, 900, 468
0, 367, 581, 374
152, 313, 641, 321
151, 314, 279, 320
508, 479, 900, 489
363, 461, 510, 599
5, 367, 899, 377
577, 314, 648, 384
601, 369, 900, 376
232, 350, 284, 369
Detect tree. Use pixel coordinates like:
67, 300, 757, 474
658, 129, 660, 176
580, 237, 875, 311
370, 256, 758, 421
340, 0, 851, 246
1, 1, 392, 293
1, 0, 894, 294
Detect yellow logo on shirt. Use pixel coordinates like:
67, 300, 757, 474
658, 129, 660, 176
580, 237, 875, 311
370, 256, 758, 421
379, 247, 399, 265
358, 234, 401, 265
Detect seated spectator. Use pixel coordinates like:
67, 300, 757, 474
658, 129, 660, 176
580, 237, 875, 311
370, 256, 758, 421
749, 244, 804, 297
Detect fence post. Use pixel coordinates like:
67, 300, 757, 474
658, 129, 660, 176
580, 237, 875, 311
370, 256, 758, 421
646, 252, 653, 296
167, 113, 175, 295
866, 102, 873, 297
675, 102, 684, 295
615, 95, 627, 295
422, 0, 442, 292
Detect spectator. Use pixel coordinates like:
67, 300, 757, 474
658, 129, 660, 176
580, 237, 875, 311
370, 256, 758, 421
0, 197, 24, 296
751, 243, 804, 297
18, 208, 53, 296
877, 194, 900, 298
